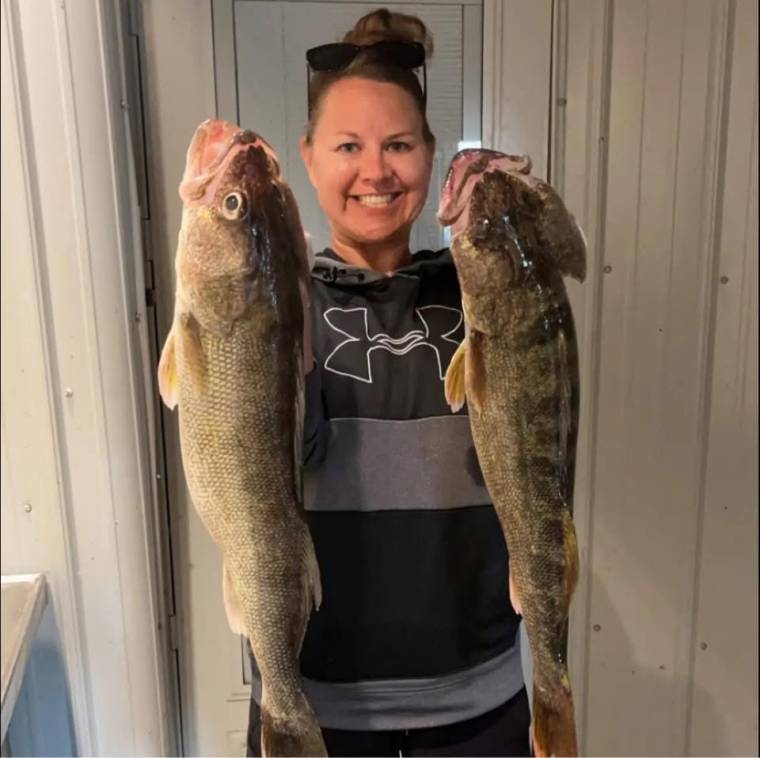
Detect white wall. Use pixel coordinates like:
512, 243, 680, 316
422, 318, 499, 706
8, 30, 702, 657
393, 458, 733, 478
0, 0, 169, 753
484, 1, 758, 755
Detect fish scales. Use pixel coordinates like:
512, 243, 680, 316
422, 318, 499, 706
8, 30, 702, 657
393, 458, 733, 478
180, 319, 311, 707
470, 272, 580, 659
159, 119, 326, 756
439, 150, 585, 758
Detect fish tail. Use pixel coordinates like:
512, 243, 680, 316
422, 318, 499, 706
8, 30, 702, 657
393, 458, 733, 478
531, 682, 578, 757
260, 692, 326, 757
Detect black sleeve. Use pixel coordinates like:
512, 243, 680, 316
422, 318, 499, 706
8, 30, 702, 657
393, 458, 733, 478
303, 364, 330, 469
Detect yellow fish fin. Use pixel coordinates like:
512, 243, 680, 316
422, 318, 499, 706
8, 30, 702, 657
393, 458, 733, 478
508, 568, 523, 616
562, 507, 579, 615
465, 330, 487, 414
222, 563, 246, 635
178, 312, 206, 393
444, 338, 467, 412
158, 326, 178, 409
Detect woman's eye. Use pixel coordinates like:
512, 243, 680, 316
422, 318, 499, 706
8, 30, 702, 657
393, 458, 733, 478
387, 141, 412, 152
337, 143, 359, 154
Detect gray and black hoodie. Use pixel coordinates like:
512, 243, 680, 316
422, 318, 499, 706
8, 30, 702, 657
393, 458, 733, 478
251, 247, 524, 731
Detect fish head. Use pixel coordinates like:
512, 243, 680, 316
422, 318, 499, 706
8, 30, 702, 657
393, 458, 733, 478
437, 148, 532, 238
438, 150, 544, 312
175, 119, 304, 329
438, 148, 587, 324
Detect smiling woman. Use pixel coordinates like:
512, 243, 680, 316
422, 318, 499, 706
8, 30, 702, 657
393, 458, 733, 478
243, 7, 531, 758
300, 76, 434, 271
299, 11, 436, 273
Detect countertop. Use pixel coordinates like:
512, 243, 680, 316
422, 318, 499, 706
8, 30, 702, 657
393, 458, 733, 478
1, 574, 47, 741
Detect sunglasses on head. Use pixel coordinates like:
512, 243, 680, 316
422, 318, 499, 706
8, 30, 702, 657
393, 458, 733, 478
307, 40, 426, 70
305, 40, 427, 114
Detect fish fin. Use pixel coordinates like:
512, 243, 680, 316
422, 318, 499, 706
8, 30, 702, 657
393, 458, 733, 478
444, 339, 467, 412
565, 214, 587, 282
303, 230, 316, 270
532, 683, 578, 757
293, 327, 305, 503
562, 508, 579, 616
305, 533, 322, 613
178, 312, 206, 393
532, 182, 587, 282
158, 327, 179, 409
293, 530, 322, 658
465, 330, 487, 414
222, 564, 246, 635
260, 687, 327, 757
283, 194, 309, 504
557, 319, 581, 510
508, 569, 523, 616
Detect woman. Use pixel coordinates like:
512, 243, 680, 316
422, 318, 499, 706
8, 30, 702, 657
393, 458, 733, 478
246, 8, 529, 757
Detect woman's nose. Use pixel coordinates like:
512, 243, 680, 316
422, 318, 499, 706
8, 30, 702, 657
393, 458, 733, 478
359, 147, 393, 183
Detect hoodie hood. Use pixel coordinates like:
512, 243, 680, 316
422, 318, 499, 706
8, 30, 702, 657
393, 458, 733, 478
310, 248, 454, 286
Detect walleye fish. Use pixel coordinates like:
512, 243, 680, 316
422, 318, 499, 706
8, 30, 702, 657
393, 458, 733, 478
438, 149, 585, 757
158, 119, 326, 757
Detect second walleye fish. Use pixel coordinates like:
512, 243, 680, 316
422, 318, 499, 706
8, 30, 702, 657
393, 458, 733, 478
438, 149, 585, 757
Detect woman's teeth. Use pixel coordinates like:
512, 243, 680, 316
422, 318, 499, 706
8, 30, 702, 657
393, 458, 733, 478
354, 193, 399, 207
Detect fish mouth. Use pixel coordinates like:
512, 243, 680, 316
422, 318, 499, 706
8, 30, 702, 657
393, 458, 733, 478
437, 149, 533, 235
179, 118, 279, 207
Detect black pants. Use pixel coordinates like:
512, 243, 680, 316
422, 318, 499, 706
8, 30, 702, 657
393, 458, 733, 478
246, 687, 531, 757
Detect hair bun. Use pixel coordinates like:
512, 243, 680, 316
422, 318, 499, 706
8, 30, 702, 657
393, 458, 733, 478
343, 8, 433, 60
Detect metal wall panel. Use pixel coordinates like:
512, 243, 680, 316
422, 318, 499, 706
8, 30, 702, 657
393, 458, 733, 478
482, 0, 553, 179
688, 2, 758, 754
487, 1, 757, 755
561, 1, 756, 755
587, 3, 731, 753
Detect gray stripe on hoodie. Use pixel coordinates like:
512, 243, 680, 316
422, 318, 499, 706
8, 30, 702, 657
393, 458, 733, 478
249, 638, 525, 730
304, 414, 491, 512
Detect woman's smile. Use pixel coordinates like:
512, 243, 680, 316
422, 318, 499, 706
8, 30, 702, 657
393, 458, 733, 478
350, 191, 404, 208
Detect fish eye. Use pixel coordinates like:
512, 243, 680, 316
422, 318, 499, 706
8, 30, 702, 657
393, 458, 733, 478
221, 191, 247, 220
472, 217, 491, 241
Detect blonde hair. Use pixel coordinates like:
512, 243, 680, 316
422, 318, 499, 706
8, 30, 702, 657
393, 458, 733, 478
305, 8, 435, 145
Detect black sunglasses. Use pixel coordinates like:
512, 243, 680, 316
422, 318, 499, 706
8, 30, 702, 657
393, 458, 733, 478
306, 40, 427, 114
307, 40, 426, 70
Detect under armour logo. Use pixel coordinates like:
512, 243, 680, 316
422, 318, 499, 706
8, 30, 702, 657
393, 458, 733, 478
322, 305, 463, 384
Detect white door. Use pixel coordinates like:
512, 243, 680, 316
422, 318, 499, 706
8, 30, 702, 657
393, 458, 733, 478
145, 2, 484, 755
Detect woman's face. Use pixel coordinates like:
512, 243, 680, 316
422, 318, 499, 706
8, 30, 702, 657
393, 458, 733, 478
300, 77, 434, 249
